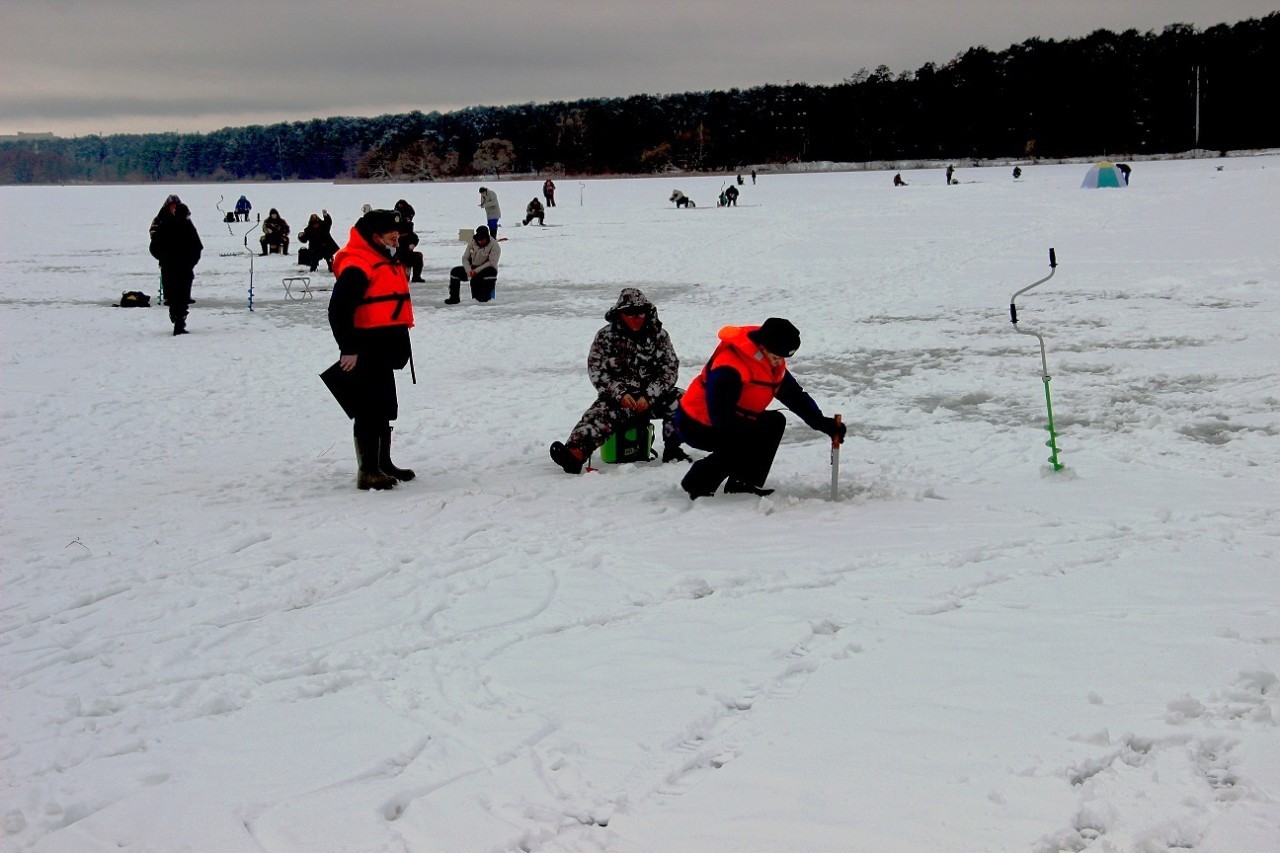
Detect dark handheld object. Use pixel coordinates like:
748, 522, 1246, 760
320, 362, 360, 419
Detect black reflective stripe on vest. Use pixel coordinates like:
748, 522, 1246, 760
356, 258, 409, 319
359, 292, 410, 320
701, 349, 780, 421
734, 379, 781, 420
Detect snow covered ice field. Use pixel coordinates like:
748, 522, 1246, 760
2, 157, 1278, 852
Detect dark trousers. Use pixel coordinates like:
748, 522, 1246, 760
403, 251, 423, 280
299, 247, 334, 271
349, 358, 399, 428
523, 214, 544, 226
675, 409, 787, 493
450, 266, 497, 302
544, 193, 556, 207
160, 266, 194, 323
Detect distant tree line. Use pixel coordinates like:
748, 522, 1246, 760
2, 15, 1275, 185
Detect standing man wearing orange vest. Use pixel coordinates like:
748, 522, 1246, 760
674, 318, 846, 499
328, 209, 417, 490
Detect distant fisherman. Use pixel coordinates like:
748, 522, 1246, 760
148, 194, 202, 336
478, 187, 501, 238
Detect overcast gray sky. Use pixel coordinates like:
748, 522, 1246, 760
2, 1, 1274, 138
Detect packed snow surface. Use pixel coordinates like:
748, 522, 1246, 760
2, 158, 1278, 851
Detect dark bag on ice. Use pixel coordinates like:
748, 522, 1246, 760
298, 247, 315, 267
223, 211, 236, 223
117, 291, 151, 307
320, 361, 360, 419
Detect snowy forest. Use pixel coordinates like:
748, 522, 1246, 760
1, 14, 1275, 184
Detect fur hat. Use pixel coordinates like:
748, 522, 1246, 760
359, 209, 405, 235
748, 318, 801, 357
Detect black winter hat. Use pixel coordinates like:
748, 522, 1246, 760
360, 209, 405, 234
474, 225, 491, 240
748, 318, 801, 357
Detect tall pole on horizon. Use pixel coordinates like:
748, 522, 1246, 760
1194, 65, 1201, 156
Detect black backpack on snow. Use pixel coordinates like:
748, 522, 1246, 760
117, 291, 151, 307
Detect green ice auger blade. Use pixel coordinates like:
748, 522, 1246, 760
1042, 378, 1064, 471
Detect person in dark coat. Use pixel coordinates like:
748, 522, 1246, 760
1116, 163, 1131, 184
149, 193, 182, 240
298, 210, 340, 272
523, 197, 545, 226
234, 195, 252, 221
327, 209, 416, 490
724, 184, 739, 206
148, 199, 203, 336
674, 318, 845, 499
543, 179, 557, 207
393, 199, 424, 282
549, 288, 689, 474
259, 208, 290, 255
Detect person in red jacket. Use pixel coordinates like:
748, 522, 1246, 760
674, 318, 845, 499
328, 209, 416, 490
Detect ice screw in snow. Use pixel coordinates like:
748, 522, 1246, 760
830, 413, 843, 501
1008, 248, 1065, 471
216, 194, 234, 236
243, 221, 260, 312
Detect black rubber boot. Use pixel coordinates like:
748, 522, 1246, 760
724, 479, 774, 497
445, 281, 461, 304
354, 428, 396, 491
379, 425, 415, 481
662, 444, 692, 463
549, 441, 586, 474
681, 456, 729, 500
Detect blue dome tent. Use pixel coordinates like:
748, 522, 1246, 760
1081, 161, 1127, 188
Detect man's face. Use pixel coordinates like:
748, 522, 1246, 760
376, 229, 400, 251
619, 307, 646, 331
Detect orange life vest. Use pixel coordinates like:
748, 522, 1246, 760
679, 325, 786, 426
333, 228, 414, 329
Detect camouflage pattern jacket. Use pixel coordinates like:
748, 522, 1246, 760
587, 288, 680, 403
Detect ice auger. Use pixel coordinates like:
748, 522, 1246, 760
1009, 249, 1064, 471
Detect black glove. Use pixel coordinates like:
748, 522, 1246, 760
816, 416, 846, 442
